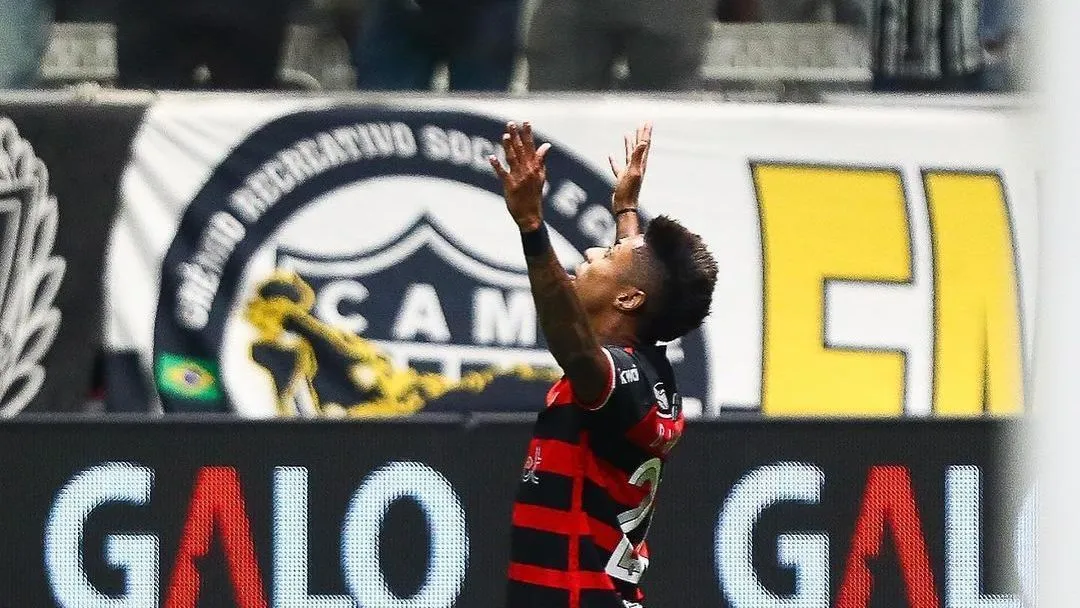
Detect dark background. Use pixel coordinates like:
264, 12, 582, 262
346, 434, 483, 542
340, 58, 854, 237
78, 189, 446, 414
0, 418, 1024, 607
0, 101, 147, 413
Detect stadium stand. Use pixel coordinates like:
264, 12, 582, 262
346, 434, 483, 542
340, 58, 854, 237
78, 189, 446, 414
40, 19, 871, 97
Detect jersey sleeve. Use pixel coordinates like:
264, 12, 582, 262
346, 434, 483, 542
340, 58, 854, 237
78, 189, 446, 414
570, 346, 650, 411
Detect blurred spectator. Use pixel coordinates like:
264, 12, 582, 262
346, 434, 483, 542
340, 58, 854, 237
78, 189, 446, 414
114, 0, 294, 90
55, 0, 118, 22
871, 0, 985, 92
722, 0, 870, 27
0, 0, 53, 89
315, 0, 364, 51
716, 0, 759, 20
352, 0, 522, 92
527, 0, 715, 91
979, 0, 1023, 91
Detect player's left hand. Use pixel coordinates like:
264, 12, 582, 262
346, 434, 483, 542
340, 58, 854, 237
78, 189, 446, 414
609, 121, 652, 214
490, 121, 552, 233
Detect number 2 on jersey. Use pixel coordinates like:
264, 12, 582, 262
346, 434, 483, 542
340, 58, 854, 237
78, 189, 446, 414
605, 457, 662, 583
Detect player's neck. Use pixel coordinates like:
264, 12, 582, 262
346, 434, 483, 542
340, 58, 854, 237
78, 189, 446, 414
590, 311, 640, 347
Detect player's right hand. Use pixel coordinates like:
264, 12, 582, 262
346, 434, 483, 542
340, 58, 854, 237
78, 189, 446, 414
490, 121, 552, 233
609, 122, 653, 214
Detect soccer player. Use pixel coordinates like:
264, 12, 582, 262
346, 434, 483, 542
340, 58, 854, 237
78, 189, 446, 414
489, 121, 718, 608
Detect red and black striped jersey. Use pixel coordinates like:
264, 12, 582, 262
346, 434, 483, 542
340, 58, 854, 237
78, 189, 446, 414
506, 343, 685, 608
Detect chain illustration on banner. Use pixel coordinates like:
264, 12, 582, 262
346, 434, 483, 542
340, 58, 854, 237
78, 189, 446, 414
0, 117, 65, 416
246, 270, 561, 417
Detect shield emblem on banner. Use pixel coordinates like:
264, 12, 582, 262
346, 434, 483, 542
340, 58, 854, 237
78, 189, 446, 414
245, 216, 561, 417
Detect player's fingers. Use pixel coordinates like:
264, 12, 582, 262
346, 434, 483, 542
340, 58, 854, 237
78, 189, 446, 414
624, 133, 633, 164
609, 155, 620, 177
489, 155, 509, 179
501, 133, 518, 166
522, 122, 537, 156
536, 142, 552, 163
640, 123, 653, 171
507, 121, 526, 158
630, 141, 648, 168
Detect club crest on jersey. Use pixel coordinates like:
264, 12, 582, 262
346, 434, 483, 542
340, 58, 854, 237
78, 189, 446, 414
654, 382, 681, 420
152, 108, 711, 416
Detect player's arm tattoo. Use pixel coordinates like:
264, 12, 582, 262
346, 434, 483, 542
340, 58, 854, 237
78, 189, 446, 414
525, 246, 610, 405
615, 210, 641, 241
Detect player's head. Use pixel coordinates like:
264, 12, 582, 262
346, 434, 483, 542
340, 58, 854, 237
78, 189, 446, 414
573, 215, 717, 342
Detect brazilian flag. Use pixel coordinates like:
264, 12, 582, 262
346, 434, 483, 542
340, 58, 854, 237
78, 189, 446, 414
155, 354, 222, 401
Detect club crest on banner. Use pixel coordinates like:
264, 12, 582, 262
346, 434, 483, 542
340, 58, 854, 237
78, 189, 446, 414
152, 109, 710, 417
245, 220, 564, 418
0, 118, 65, 416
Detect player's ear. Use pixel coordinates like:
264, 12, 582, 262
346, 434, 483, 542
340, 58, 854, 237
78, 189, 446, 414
614, 288, 646, 313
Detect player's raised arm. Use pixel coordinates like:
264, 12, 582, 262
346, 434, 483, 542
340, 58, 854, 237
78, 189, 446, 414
608, 122, 652, 241
489, 122, 612, 406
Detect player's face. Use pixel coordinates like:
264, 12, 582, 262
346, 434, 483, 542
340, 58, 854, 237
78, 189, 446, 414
572, 236, 646, 314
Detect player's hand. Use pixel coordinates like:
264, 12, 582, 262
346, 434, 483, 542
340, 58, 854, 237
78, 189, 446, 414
609, 122, 652, 214
490, 121, 552, 233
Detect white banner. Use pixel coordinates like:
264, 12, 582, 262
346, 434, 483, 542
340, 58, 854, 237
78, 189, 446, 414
105, 95, 1038, 418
